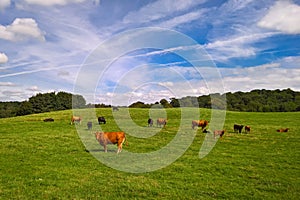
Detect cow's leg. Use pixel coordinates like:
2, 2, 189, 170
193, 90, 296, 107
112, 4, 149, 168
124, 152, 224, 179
117, 138, 126, 154
104, 144, 107, 153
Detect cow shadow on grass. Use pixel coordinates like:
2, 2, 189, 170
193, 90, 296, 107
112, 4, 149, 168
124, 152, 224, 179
85, 149, 116, 153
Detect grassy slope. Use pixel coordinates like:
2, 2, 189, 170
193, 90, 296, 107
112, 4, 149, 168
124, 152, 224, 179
0, 108, 299, 199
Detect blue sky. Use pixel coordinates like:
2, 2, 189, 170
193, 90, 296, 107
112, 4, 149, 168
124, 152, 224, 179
0, 0, 299, 105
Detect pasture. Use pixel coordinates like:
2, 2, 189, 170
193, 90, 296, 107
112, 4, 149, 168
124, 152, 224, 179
0, 108, 299, 199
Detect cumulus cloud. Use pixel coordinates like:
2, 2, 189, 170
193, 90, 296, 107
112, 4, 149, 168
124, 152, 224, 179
0, 52, 8, 64
0, 18, 45, 42
0, 0, 10, 10
258, 0, 300, 34
219, 60, 300, 93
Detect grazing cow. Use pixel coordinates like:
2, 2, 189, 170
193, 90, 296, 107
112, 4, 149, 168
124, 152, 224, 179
245, 125, 251, 133
98, 116, 106, 124
157, 118, 167, 127
71, 116, 82, 125
94, 131, 126, 153
234, 124, 244, 133
87, 121, 92, 130
148, 118, 153, 127
214, 130, 225, 139
276, 128, 289, 132
43, 118, 54, 122
112, 107, 119, 111
192, 120, 209, 130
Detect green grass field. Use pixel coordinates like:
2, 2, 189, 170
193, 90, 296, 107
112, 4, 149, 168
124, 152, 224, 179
0, 108, 299, 199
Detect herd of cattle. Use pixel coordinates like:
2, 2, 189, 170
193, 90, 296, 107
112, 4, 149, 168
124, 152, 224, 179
45, 111, 289, 153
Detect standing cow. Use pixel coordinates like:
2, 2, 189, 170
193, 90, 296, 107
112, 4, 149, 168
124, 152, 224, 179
245, 125, 251, 133
157, 118, 167, 127
192, 120, 209, 130
213, 130, 225, 139
148, 118, 153, 127
71, 116, 82, 125
234, 124, 244, 133
98, 116, 106, 124
87, 121, 92, 130
94, 131, 127, 153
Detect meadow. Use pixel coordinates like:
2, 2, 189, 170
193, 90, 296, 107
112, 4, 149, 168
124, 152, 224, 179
0, 108, 299, 199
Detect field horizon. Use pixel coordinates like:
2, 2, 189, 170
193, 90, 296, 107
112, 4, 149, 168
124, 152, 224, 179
0, 108, 299, 199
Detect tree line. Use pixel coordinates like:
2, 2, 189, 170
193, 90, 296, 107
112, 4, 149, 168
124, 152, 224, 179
0, 92, 86, 118
1, 88, 299, 118
129, 88, 300, 112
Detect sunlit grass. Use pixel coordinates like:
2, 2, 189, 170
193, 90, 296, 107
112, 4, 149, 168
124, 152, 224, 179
0, 108, 299, 199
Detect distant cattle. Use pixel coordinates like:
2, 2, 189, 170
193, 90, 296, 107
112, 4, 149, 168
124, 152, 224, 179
94, 131, 127, 153
245, 125, 251, 133
43, 118, 54, 122
148, 118, 153, 127
234, 124, 244, 133
192, 120, 209, 130
112, 107, 119, 111
71, 116, 82, 125
87, 121, 92, 130
214, 130, 225, 139
276, 128, 289, 132
98, 116, 106, 124
157, 118, 167, 127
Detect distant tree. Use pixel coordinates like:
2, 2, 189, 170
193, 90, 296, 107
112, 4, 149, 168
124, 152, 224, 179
72, 94, 86, 109
160, 99, 172, 108
170, 98, 180, 107
17, 101, 33, 116
129, 101, 150, 108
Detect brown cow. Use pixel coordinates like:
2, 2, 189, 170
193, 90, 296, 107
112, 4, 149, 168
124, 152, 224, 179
192, 120, 209, 130
157, 118, 167, 127
276, 128, 289, 132
245, 125, 251, 134
71, 116, 82, 125
94, 131, 126, 153
214, 130, 225, 139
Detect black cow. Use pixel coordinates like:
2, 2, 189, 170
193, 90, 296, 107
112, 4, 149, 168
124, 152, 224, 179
98, 116, 106, 124
87, 121, 92, 130
148, 118, 153, 127
234, 124, 244, 133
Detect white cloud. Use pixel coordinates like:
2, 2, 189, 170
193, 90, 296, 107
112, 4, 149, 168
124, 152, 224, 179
123, 0, 206, 24
0, 0, 10, 10
0, 52, 8, 64
27, 85, 40, 92
0, 82, 16, 86
157, 10, 206, 29
257, 0, 300, 34
159, 82, 174, 87
219, 59, 300, 93
24, 0, 85, 6
205, 31, 276, 61
0, 18, 45, 42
